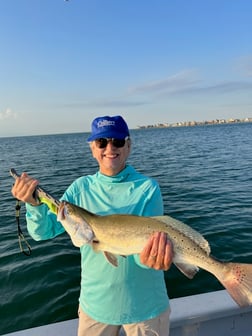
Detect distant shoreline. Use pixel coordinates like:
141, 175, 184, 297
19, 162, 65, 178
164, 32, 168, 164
137, 117, 252, 129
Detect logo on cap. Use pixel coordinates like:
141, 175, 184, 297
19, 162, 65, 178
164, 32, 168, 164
97, 120, 116, 128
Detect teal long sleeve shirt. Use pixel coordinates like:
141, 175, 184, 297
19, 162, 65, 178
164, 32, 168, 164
26, 165, 169, 325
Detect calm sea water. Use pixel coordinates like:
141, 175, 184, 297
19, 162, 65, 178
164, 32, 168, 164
0, 123, 251, 334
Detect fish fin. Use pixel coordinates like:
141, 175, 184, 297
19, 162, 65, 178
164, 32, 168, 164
103, 252, 118, 267
215, 262, 252, 307
174, 262, 199, 279
92, 242, 119, 267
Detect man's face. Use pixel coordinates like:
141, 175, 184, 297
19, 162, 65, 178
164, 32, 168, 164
90, 138, 131, 176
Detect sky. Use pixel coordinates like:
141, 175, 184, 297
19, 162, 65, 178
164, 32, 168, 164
0, 0, 252, 137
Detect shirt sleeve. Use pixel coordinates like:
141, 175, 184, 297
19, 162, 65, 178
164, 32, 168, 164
26, 203, 65, 241
25, 177, 80, 241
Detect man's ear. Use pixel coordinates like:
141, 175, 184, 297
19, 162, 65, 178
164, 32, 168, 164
89, 142, 96, 158
127, 139, 131, 151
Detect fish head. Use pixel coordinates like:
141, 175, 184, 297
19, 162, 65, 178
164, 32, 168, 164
57, 201, 95, 247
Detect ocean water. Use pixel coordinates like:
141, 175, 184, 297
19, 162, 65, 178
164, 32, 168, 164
0, 123, 251, 334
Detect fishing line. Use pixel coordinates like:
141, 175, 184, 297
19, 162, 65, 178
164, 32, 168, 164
15, 199, 32, 256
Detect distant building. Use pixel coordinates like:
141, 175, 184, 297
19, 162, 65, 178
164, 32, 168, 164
137, 117, 252, 129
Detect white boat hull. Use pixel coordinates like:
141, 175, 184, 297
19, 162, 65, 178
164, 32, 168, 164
3, 290, 252, 336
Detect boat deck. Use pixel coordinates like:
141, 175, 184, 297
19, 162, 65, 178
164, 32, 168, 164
3, 290, 252, 336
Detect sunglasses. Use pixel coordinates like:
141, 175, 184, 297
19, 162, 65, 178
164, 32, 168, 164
94, 137, 129, 149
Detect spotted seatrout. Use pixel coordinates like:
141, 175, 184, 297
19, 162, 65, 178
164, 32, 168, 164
58, 201, 252, 308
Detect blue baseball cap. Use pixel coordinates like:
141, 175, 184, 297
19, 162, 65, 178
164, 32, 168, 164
87, 115, 130, 141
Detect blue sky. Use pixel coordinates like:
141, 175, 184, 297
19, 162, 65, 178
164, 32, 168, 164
0, 0, 252, 136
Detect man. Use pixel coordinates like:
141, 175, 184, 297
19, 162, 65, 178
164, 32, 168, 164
12, 115, 173, 336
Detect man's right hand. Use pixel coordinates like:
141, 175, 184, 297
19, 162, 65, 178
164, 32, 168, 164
11, 172, 40, 206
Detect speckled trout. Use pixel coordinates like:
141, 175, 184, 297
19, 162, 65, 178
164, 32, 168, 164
9, 169, 252, 308
57, 201, 252, 308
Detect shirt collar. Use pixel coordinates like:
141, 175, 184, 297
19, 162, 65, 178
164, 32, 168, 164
97, 165, 135, 182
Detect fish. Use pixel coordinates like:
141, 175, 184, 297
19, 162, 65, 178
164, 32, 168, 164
10, 168, 252, 308
57, 201, 252, 308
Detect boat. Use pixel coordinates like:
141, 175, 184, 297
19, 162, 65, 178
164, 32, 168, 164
3, 290, 252, 336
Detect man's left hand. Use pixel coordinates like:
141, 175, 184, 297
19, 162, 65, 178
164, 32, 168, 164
140, 232, 173, 271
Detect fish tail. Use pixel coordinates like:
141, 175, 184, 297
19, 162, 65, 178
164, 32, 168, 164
217, 262, 252, 307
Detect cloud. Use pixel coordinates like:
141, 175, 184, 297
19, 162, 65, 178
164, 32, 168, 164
89, 99, 147, 108
128, 69, 200, 95
166, 80, 252, 96
60, 68, 252, 109
62, 99, 148, 109
0, 108, 17, 120
128, 69, 252, 98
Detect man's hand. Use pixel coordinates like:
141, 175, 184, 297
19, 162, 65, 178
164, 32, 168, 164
11, 172, 39, 205
140, 232, 173, 270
